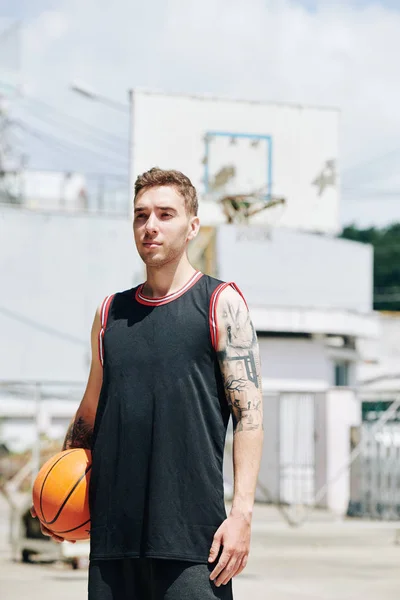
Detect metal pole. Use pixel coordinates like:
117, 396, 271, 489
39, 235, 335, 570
31, 382, 41, 489
295, 395, 400, 526
127, 89, 134, 218
70, 83, 128, 113
97, 174, 105, 212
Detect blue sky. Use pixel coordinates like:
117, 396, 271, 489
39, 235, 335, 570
3, 0, 400, 17
297, 0, 400, 11
0, 0, 56, 19
1, 0, 400, 227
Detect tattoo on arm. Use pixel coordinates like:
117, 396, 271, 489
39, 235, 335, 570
62, 417, 93, 450
217, 296, 263, 435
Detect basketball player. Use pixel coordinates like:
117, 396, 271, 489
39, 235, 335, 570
32, 168, 264, 599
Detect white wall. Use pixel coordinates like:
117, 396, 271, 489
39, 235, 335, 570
324, 389, 360, 514
0, 206, 143, 382
217, 225, 373, 313
22, 171, 87, 212
251, 387, 361, 513
1, 208, 371, 384
259, 335, 359, 390
358, 312, 400, 384
131, 90, 340, 234
258, 337, 331, 388
0, 396, 79, 453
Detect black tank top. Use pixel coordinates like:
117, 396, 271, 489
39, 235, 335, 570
89, 272, 235, 562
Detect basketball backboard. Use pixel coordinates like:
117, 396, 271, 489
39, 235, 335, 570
203, 131, 272, 201
130, 90, 340, 234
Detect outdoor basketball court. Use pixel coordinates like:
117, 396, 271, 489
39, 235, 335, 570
1, 496, 399, 600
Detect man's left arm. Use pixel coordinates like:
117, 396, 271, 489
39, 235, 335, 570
209, 285, 264, 587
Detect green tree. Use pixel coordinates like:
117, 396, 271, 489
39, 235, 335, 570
340, 224, 400, 311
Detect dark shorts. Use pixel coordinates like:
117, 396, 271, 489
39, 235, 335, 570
88, 558, 233, 600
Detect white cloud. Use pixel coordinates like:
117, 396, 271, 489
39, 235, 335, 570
40, 10, 70, 39
7, 0, 400, 226
23, 10, 69, 58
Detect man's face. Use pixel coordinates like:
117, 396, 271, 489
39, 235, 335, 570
133, 186, 199, 268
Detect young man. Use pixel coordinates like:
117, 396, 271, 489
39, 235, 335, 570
32, 167, 264, 599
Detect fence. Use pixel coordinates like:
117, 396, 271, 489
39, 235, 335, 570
348, 395, 400, 520
0, 171, 129, 216
279, 392, 316, 506
223, 390, 321, 523
0, 381, 84, 488
2, 382, 365, 527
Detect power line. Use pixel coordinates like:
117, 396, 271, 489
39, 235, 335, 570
22, 107, 129, 161
0, 80, 129, 146
18, 166, 128, 180
20, 95, 129, 149
343, 187, 400, 196
11, 121, 124, 176
12, 119, 128, 171
22, 94, 128, 144
70, 83, 128, 113
18, 125, 126, 171
0, 306, 86, 346
342, 191, 400, 202
342, 147, 400, 177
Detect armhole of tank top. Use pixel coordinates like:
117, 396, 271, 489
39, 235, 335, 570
209, 282, 248, 352
98, 294, 115, 367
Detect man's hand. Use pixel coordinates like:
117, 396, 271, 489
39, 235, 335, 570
208, 509, 251, 586
30, 506, 73, 544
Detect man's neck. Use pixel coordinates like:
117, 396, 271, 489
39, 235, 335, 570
143, 257, 198, 298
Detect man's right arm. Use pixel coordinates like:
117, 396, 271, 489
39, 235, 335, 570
62, 306, 103, 450
31, 306, 103, 542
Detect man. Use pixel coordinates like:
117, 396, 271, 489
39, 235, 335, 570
32, 167, 264, 599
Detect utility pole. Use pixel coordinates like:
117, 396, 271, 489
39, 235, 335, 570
0, 20, 24, 204
0, 93, 24, 204
0, 93, 11, 203
70, 81, 130, 215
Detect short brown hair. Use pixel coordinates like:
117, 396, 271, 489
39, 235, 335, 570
134, 167, 198, 216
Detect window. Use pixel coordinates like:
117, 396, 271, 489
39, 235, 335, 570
334, 361, 350, 387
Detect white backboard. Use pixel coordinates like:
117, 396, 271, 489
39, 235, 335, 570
130, 90, 340, 234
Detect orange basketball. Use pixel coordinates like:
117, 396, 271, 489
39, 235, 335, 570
32, 448, 92, 541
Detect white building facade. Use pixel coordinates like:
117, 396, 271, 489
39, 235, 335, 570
1, 91, 380, 516
130, 90, 340, 234
128, 90, 378, 514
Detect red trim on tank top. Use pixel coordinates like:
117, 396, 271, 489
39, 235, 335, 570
209, 282, 248, 351
98, 294, 115, 366
135, 271, 203, 306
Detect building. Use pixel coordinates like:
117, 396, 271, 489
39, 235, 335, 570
0, 91, 380, 516
130, 89, 340, 234
21, 170, 88, 212
346, 313, 400, 519
358, 312, 400, 387
128, 90, 379, 512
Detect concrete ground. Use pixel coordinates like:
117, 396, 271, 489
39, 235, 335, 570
1, 496, 400, 600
